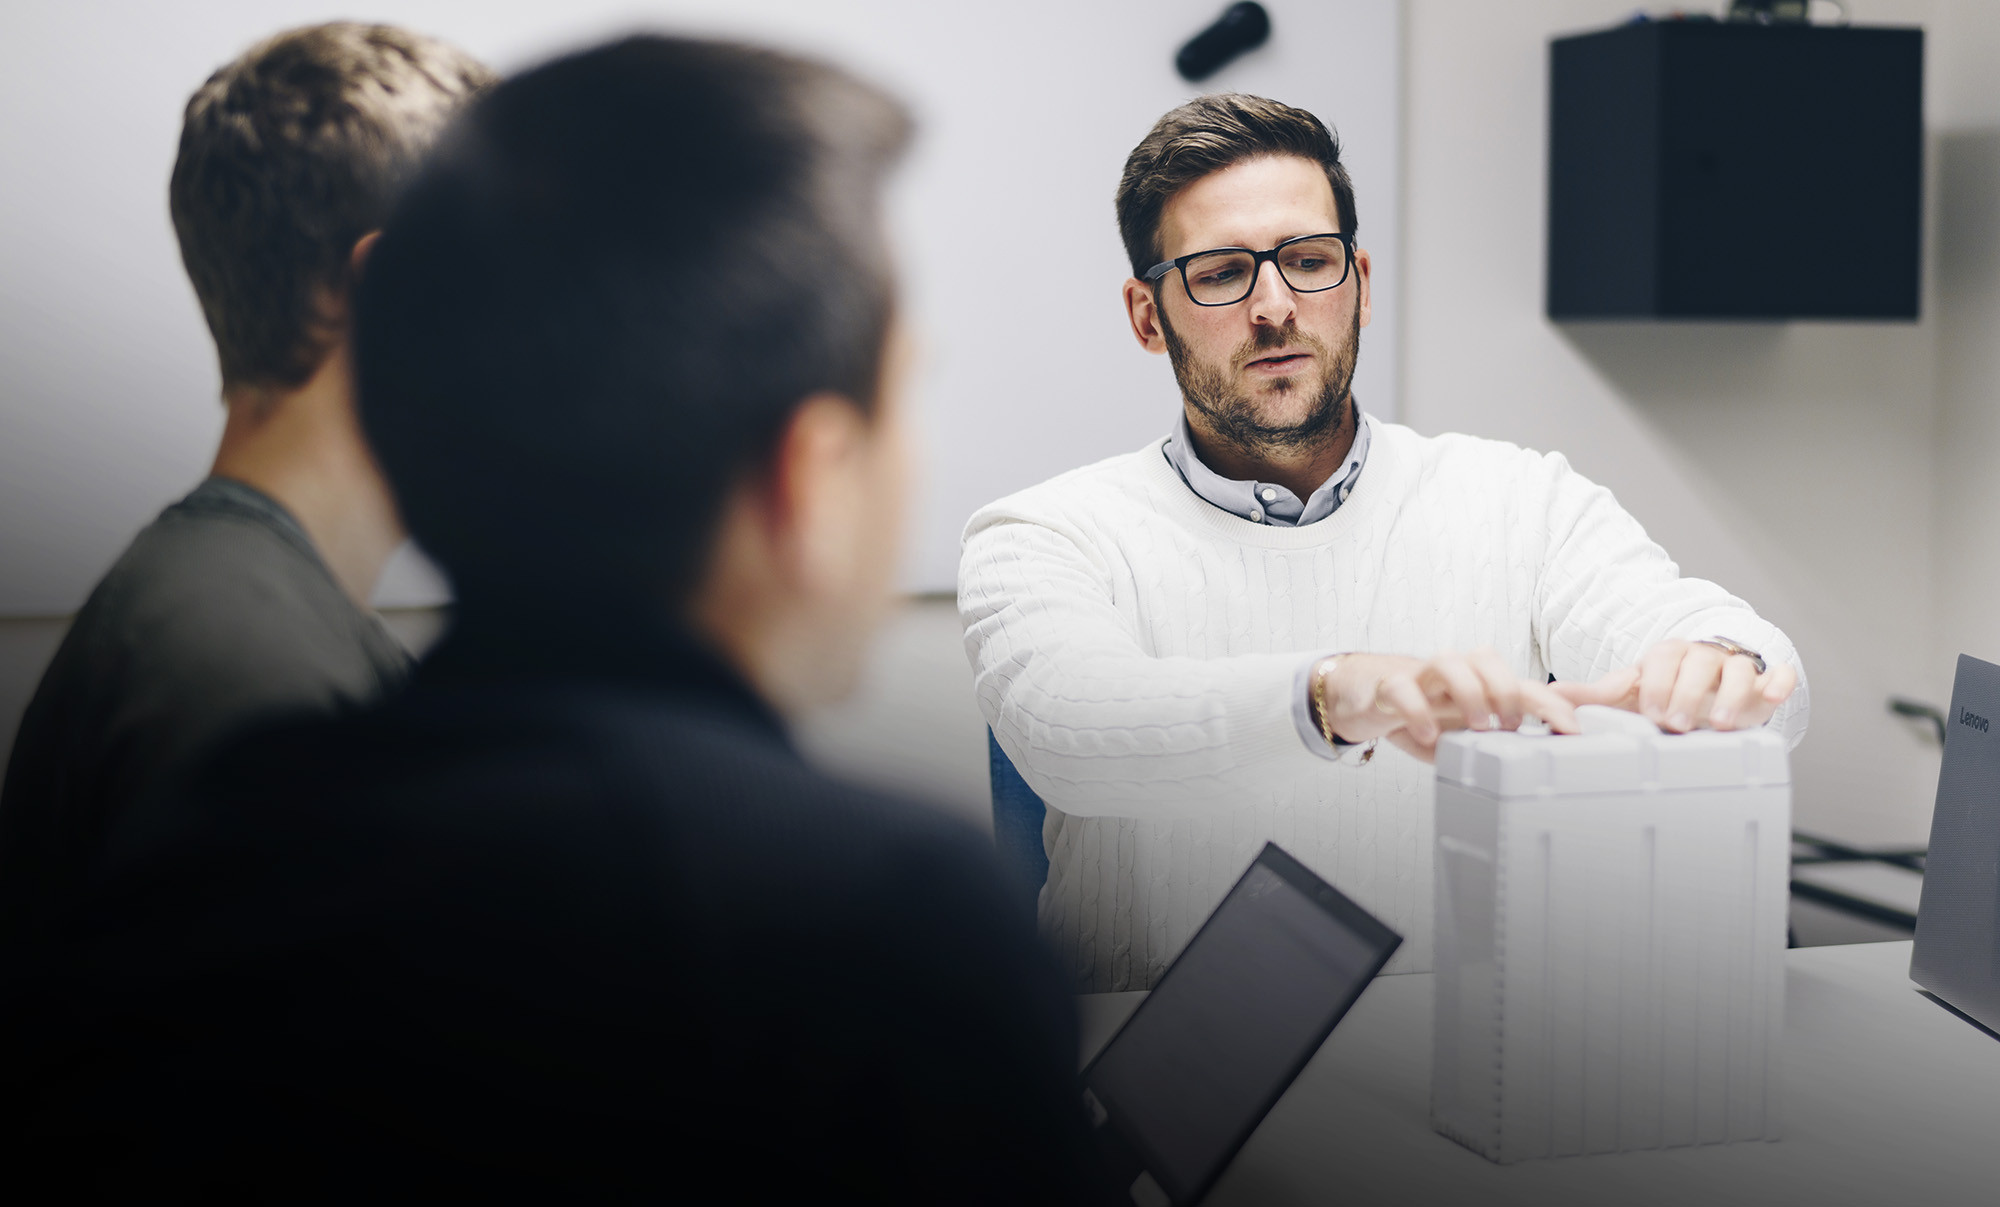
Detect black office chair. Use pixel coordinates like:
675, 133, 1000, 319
987, 728, 1049, 916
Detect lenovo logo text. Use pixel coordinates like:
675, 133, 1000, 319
1961, 709, 1991, 734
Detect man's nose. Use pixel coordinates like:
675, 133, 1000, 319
1244, 258, 1296, 327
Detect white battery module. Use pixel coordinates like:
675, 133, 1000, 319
1430, 706, 1790, 1163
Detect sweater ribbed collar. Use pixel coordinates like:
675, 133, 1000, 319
1139, 412, 1403, 549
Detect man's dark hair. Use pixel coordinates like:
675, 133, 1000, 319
354, 36, 912, 609
1115, 93, 1357, 280
170, 23, 493, 390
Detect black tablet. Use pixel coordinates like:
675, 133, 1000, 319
1079, 842, 1402, 1206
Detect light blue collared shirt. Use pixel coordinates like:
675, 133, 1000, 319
1160, 409, 1371, 527
1160, 409, 1376, 761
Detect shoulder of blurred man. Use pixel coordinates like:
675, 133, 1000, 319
0, 477, 408, 940
14, 663, 1110, 1202
71, 476, 405, 699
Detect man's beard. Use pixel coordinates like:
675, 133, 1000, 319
1161, 306, 1360, 458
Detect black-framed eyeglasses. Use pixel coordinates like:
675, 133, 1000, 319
1144, 231, 1355, 307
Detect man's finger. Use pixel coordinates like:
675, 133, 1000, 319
1521, 681, 1581, 734
1721, 662, 1798, 731
1636, 641, 1688, 723
1377, 673, 1440, 745
1761, 662, 1799, 707
1469, 648, 1525, 730
1547, 665, 1639, 710
1662, 644, 1725, 733
1424, 655, 1495, 731
1708, 654, 1761, 730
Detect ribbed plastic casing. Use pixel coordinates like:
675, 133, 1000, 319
1429, 707, 1790, 1164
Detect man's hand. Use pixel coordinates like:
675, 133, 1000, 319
1549, 639, 1797, 733
1315, 650, 1582, 763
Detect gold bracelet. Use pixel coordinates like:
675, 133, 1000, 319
1313, 655, 1344, 749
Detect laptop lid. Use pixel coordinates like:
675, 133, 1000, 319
1910, 653, 2000, 1035
1079, 843, 1401, 1206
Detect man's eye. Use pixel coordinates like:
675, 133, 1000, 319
1195, 266, 1243, 288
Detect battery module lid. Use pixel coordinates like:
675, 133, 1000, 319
1435, 705, 1790, 797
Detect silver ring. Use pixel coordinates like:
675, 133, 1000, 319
1693, 637, 1766, 675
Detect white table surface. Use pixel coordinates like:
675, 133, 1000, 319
1078, 941, 2000, 1206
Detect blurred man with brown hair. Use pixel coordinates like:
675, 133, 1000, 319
0, 24, 493, 944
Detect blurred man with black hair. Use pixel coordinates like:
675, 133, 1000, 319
13, 35, 1110, 1202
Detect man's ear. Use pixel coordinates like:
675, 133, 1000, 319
1353, 244, 1373, 329
323, 232, 383, 334
765, 392, 872, 591
350, 230, 382, 276
1123, 278, 1168, 354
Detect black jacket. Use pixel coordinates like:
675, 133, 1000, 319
8, 615, 1110, 1202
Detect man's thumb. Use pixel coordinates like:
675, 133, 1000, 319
1548, 666, 1639, 707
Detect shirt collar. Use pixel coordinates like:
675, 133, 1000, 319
1161, 408, 1371, 527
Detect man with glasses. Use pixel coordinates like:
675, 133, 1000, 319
960, 94, 1806, 991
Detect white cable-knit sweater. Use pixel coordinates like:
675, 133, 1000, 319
958, 416, 1807, 991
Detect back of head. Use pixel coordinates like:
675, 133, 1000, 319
172, 23, 494, 391
354, 36, 913, 613
1116, 93, 1356, 278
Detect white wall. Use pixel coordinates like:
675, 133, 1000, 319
1929, 4, 2000, 686
1403, 0, 1951, 846
13, 0, 2000, 857
0, 0, 1400, 613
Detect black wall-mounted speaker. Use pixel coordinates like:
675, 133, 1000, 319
1547, 21, 1923, 321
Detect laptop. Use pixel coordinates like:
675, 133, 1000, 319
1910, 653, 2000, 1036
1079, 843, 1402, 1206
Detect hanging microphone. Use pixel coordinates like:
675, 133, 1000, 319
1176, 2, 1272, 83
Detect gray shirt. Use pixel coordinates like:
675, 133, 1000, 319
0, 476, 411, 937
1161, 408, 1371, 526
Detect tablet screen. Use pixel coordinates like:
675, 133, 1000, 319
1081, 844, 1400, 1205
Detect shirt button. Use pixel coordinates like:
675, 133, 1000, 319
1249, 507, 1264, 523
1260, 488, 1277, 503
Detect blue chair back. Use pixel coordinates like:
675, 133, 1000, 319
987, 728, 1049, 914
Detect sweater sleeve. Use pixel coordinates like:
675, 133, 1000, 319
1532, 452, 1810, 750
959, 508, 1328, 817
